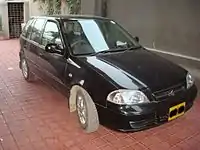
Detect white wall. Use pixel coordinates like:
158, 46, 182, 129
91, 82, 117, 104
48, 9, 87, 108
0, 0, 9, 38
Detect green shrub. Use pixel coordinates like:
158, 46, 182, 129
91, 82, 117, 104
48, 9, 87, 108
33, 0, 80, 15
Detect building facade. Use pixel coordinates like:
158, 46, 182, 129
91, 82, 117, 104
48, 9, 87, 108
1, 0, 199, 60
0, 0, 68, 39
0, 0, 40, 39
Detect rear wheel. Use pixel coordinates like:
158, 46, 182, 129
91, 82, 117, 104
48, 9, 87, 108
76, 87, 99, 133
21, 58, 36, 82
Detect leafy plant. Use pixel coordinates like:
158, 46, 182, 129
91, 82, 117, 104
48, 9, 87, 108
33, 0, 61, 15
66, 0, 81, 14
33, 0, 80, 15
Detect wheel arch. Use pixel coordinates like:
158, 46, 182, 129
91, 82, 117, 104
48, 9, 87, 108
69, 80, 92, 113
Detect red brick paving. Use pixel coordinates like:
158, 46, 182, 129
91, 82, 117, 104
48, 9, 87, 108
0, 39, 200, 150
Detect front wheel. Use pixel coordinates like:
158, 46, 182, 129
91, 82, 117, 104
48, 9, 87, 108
21, 58, 36, 82
76, 87, 99, 133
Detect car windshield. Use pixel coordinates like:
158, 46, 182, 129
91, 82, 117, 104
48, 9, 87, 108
62, 19, 140, 55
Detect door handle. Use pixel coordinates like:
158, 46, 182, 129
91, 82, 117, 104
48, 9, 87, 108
23, 45, 27, 49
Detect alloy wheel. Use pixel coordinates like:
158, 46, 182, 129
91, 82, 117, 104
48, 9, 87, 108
21, 59, 28, 78
77, 95, 87, 125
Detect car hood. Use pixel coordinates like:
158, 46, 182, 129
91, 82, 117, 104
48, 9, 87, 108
81, 48, 187, 92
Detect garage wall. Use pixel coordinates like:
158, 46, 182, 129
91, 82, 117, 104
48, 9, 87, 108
107, 0, 200, 58
81, 0, 96, 15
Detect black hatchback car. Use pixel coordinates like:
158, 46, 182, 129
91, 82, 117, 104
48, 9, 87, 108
19, 15, 197, 133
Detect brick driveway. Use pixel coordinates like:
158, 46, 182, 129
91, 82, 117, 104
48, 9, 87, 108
0, 39, 200, 150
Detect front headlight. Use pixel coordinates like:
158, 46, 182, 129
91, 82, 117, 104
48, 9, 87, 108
186, 73, 194, 89
107, 90, 150, 105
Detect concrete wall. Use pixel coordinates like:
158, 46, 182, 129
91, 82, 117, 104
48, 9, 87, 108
107, 0, 200, 58
81, 0, 96, 15
81, 0, 200, 58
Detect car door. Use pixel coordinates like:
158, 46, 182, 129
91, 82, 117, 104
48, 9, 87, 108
37, 20, 69, 92
20, 18, 39, 72
28, 18, 47, 75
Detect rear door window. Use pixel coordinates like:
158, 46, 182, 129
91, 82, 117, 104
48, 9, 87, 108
21, 18, 34, 37
30, 18, 46, 43
26, 19, 36, 39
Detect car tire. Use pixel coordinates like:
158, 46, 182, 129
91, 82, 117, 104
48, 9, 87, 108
21, 57, 36, 82
76, 87, 99, 133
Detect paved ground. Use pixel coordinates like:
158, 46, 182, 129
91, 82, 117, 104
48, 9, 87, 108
0, 39, 200, 150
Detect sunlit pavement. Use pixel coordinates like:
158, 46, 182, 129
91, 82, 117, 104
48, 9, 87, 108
0, 39, 200, 150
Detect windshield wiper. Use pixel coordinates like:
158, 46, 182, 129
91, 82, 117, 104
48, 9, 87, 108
91, 46, 142, 56
126, 45, 142, 51
93, 48, 127, 56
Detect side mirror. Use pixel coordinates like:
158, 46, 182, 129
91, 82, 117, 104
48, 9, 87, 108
45, 43, 63, 55
134, 36, 139, 42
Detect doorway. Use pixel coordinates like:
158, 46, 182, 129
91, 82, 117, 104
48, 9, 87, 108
8, 2, 24, 38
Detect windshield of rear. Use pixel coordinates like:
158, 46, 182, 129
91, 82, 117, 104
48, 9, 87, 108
62, 18, 139, 55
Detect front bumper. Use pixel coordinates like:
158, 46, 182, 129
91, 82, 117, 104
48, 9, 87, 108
98, 84, 197, 132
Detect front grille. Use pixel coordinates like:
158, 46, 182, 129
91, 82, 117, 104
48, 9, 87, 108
153, 82, 186, 101
158, 115, 168, 122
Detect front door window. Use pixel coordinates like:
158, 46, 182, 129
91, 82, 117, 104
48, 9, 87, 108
41, 21, 63, 50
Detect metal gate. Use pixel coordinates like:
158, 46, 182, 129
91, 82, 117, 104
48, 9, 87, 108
8, 2, 24, 38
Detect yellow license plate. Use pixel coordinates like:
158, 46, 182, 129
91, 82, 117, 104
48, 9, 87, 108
168, 102, 186, 121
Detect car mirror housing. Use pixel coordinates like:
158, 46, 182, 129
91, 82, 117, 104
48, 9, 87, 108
45, 43, 63, 55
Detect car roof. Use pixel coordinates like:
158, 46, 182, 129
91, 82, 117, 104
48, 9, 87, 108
30, 15, 110, 20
